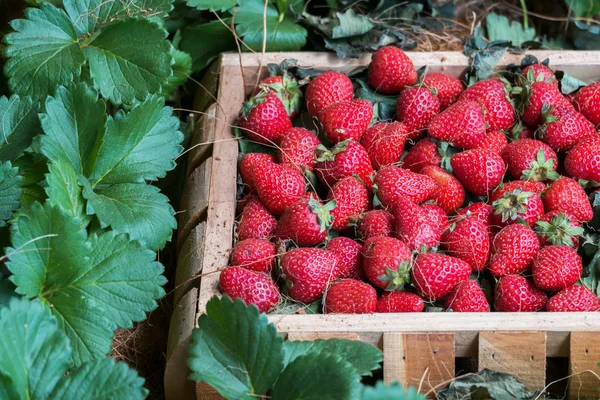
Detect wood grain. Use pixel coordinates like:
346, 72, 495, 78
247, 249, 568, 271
568, 332, 600, 399
175, 222, 206, 305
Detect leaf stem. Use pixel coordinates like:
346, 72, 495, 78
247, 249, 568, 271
520, 0, 529, 30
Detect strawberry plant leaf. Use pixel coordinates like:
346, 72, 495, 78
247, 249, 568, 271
45, 160, 85, 221
185, 0, 238, 12
565, 0, 600, 18
0, 162, 23, 227
555, 70, 587, 94
161, 49, 192, 97
180, 20, 238, 72
188, 296, 285, 399
361, 381, 425, 400
283, 339, 382, 376
0, 95, 41, 162
437, 369, 539, 399
485, 13, 536, 46
3, 4, 86, 103
0, 278, 19, 308
84, 19, 173, 105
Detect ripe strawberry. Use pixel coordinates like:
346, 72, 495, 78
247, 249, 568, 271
520, 63, 556, 86
564, 135, 600, 183
220, 267, 280, 313
428, 100, 487, 149
324, 279, 377, 314
510, 123, 535, 140
362, 236, 412, 290
230, 239, 277, 273
442, 218, 490, 272
394, 198, 445, 251
535, 211, 583, 248
422, 72, 463, 110
237, 197, 277, 240
376, 291, 424, 312
444, 280, 490, 312
450, 149, 506, 196
368, 46, 417, 94
501, 139, 559, 181
274, 195, 334, 246
326, 177, 370, 230
396, 86, 440, 141
318, 100, 373, 143
315, 140, 374, 190
491, 188, 544, 228
411, 253, 471, 301
305, 71, 354, 116
546, 286, 600, 312
537, 104, 596, 151
402, 138, 445, 174
543, 177, 593, 222
355, 209, 394, 240
491, 180, 546, 198
360, 121, 408, 170
281, 248, 340, 303
420, 165, 465, 214
455, 202, 494, 228
573, 80, 600, 126
520, 80, 571, 128
253, 159, 305, 216
326, 237, 364, 280
373, 167, 436, 209
238, 93, 292, 145
278, 128, 320, 172
460, 78, 516, 131
494, 275, 547, 312
532, 245, 583, 291
239, 153, 275, 192
489, 224, 540, 277
422, 203, 450, 234
474, 130, 508, 154
252, 74, 303, 118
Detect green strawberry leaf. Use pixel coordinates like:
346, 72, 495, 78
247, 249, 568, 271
565, 0, 600, 18
555, 70, 587, 94
436, 369, 539, 400
0, 278, 19, 309
485, 12, 536, 46
361, 381, 425, 400
45, 160, 85, 221
186, 0, 238, 12
0, 95, 41, 162
0, 162, 23, 227
188, 296, 285, 399
161, 49, 192, 97
180, 20, 238, 72
283, 339, 382, 376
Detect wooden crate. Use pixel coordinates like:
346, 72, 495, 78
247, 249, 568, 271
166, 51, 600, 400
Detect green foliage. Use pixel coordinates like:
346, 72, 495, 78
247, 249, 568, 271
186, 0, 238, 12
464, 25, 510, 83
565, 0, 600, 18
0, 162, 23, 226
180, 20, 238, 72
162, 49, 193, 96
485, 12, 536, 46
0, 95, 41, 161
362, 381, 425, 400
437, 369, 539, 399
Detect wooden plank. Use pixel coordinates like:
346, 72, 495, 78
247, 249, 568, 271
568, 332, 600, 399
174, 221, 206, 305
187, 104, 218, 178
193, 59, 222, 116
177, 157, 213, 249
287, 332, 360, 341
383, 333, 455, 396
478, 332, 547, 392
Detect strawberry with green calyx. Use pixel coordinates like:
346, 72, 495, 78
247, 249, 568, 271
252, 74, 304, 118
353, 209, 394, 240
326, 177, 370, 231
491, 180, 546, 198
564, 135, 600, 184
428, 100, 487, 149
459, 77, 517, 131
544, 177, 593, 222
305, 71, 354, 116
411, 253, 471, 301
326, 237, 364, 280
360, 121, 408, 170
501, 139, 559, 181
535, 211, 583, 248
396, 85, 441, 141
318, 99, 374, 143
491, 188, 544, 228
572, 80, 600, 126
373, 166, 436, 209
441, 218, 490, 272
239, 153, 275, 192
324, 279, 377, 314
253, 159, 306, 216
422, 72, 463, 110
237, 197, 277, 241
450, 148, 506, 196
532, 245, 583, 291
238, 92, 292, 145
315, 140, 374, 190
536, 103, 596, 152
494, 274, 547, 312
402, 138, 453, 173
474, 130, 508, 154
230, 238, 277, 273
368, 46, 417, 95
546, 286, 600, 312
278, 127, 321, 173
489, 224, 540, 278
219, 267, 280, 313
376, 291, 425, 312
510, 122, 534, 140
394, 198, 445, 251
274, 194, 335, 247
454, 202, 496, 241
519, 78, 572, 128
520, 63, 557, 86
444, 280, 490, 312
420, 165, 465, 214
362, 236, 412, 290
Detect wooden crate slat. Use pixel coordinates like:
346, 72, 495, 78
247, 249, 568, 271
175, 221, 206, 305
187, 104, 218, 177
478, 332, 547, 392
287, 332, 360, 341
568, 332, 600, 399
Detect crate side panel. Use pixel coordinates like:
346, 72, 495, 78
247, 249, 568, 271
187, 104, 217, 177
178, 157, 213, 248
175, 221, 206, 305
568, 332, 600, 399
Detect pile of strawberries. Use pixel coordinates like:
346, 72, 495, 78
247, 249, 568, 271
220, 46, 600, 315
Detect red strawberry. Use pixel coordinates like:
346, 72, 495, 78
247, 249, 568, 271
278, 128, 320, 172
402, 137, 443, 173
491, 180, 546, 198
326, 177, 370, 230
238, 93, 292, 145
520, 81, 571, 128
230, 239, 276, 273
422, 203, 450, 234
460, 78, 516, 131
491, 188, 544, 228
394, 198, 445, 251
220, 267, 280, 313
252, 74, 303, 118
326, 237, 364, 280
324, 279, 377, 314
318, 100, 373, 143
535, 211, 583, 248
281, 248, 340, 303
253, 159, 305, 216
305, 71, 354, 116
442, 218, 490, 272
362, 236, 412, 290
511, 123, 535, 140
422, 72, 463, 110
474, 130, 508, 154
376, 291, 424, 312
355, 210, 394, 240
237, 198, 277, 240
411, 253, 471, 301
373, 167, 436, 209
420, 165, 465, 214
315, 140, 374, 190
537, 105, 596, 151
428, 100, 487, 149
239, 153, 275, 192
546, 286, 600, 312
450, 149, 506, 196
544, 177, 593, 222
501, 139, 559, 181
368, 46, 417, 94
360, 121, 408, 170
489, 224, 540, 277
532, 245, 582, 291
564, 135, 600, 183
396, 86, 440, 141
455, 202, 494, 230
573, 80, 600, 126
274, 195, 334, 246
521, 63, 556, 85
444, 280, 490, 312
494, 275, 547, 312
